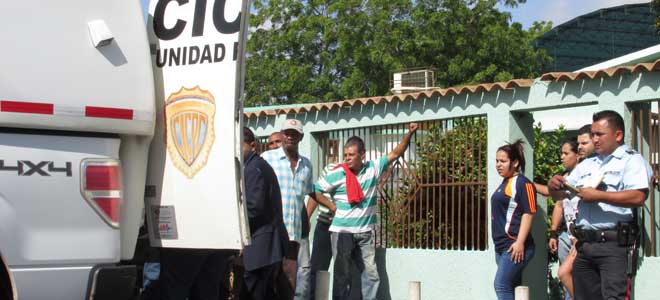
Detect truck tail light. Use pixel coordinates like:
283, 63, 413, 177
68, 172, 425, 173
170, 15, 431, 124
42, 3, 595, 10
81, 159, 122, 228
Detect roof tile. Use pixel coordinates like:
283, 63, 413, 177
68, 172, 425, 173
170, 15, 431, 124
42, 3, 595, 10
540, 59, 660, 82
244, 78, 534, 118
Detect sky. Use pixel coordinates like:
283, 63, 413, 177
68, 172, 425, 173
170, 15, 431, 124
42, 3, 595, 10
498, 0, 651, 29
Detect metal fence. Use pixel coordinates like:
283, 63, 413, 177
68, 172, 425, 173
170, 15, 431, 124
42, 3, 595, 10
313, 116, 488, 250
631, 103, 660, 257
256, 136, 270, 154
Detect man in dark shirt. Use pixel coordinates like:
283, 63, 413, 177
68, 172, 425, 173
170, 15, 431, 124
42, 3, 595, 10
241, 127, 289, 299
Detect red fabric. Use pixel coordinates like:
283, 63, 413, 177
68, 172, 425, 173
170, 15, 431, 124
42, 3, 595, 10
333, 164, 364, 204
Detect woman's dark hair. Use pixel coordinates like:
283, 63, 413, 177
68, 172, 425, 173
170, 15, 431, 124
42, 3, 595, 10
561, 138, 578, 154
497, 139, 526, 172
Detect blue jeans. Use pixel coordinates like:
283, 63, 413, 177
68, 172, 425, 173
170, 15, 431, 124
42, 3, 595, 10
142, 262, 160, 288
494, 246, 534, 300
556, 231, 572, 300
557, 231, 571, 264
295, 238, 311, 300
331, 231, 379, 300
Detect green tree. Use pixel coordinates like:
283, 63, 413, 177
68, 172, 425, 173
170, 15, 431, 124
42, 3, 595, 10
533, 122, 565, 187
246, 0, 550, 106
532, 122, 568, 300
532, 122, 566, 248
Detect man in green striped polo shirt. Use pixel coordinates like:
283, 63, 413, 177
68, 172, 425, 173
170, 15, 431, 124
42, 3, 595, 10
312, 123, 418, 300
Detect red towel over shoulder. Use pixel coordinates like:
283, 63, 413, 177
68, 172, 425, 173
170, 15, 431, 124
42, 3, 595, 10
333, 164, 365, 205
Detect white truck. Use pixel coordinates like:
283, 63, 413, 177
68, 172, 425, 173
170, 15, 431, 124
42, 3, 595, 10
0, 0, 248, 299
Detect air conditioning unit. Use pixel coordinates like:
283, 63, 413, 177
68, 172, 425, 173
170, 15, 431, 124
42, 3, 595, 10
391, 69, 436, 94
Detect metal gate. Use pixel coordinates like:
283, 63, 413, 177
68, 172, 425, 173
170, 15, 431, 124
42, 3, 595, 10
314, 116, 488, 250
631, 103, 660, 257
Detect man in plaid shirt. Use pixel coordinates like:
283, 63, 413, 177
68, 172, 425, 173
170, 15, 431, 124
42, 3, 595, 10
262, 119, 314, 299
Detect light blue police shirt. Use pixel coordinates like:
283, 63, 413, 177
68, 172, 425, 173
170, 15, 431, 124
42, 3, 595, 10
565, 144, 652, 230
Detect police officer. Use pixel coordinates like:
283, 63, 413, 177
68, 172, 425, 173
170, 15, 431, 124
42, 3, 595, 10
548, 110, 652, 300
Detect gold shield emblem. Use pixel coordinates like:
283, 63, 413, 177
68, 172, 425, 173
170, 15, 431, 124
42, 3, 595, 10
165, 86, 216, 179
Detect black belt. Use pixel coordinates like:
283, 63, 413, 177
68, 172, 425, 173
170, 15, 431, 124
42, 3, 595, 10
557, 222, 568, 233
574, 228, 618, 243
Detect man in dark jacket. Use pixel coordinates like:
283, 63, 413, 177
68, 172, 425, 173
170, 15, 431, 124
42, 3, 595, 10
241, 127, 289, 299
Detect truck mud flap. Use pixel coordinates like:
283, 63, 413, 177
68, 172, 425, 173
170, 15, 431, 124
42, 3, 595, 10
86, 264, 137, 300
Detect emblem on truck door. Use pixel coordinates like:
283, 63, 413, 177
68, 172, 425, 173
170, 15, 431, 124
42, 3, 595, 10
165, 86, 216, 179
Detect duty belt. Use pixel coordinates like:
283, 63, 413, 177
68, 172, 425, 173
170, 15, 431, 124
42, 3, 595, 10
574, 228, 618, 243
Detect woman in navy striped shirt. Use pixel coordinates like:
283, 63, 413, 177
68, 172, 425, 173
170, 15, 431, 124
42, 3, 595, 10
491, 139, 537, 300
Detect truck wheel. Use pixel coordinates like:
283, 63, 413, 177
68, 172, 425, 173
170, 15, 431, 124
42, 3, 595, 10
0, 255, 14, 300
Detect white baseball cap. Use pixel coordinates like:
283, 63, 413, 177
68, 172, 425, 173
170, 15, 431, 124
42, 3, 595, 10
282, 119, 304, 134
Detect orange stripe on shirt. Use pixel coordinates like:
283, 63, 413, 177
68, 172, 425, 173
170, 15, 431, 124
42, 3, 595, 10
530, 184, 536, 212
532, 185, 537, 212
525, 184, 531, 210
525, 183, 536, 213
528, 184, 534, 210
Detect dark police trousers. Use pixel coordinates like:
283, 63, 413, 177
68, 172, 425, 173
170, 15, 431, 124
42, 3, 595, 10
240, 262, 281, 300
573, 239, 631, 300
309, 221, 332, 300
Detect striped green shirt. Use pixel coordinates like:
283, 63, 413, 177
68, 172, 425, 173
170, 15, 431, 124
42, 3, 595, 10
316, 163, 337, 225
314, 157, 388, 233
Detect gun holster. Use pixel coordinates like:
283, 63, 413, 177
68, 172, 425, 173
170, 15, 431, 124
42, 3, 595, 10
616, 221, 639, 247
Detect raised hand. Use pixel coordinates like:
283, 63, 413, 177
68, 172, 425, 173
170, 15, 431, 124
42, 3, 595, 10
409, 123, 419, 133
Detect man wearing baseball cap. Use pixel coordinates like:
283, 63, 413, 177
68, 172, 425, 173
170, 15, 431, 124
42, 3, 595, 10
262, 119, 314, 299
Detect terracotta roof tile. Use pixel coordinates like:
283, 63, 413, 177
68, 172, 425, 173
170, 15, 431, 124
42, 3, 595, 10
540, 59, 660, 82
243, 78, 533, 118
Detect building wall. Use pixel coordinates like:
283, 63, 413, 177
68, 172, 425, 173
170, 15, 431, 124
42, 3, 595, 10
635, 257, 660, 299
533, 3, 660, 72
246, 71, 660, 299
377, 249, 495, 299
